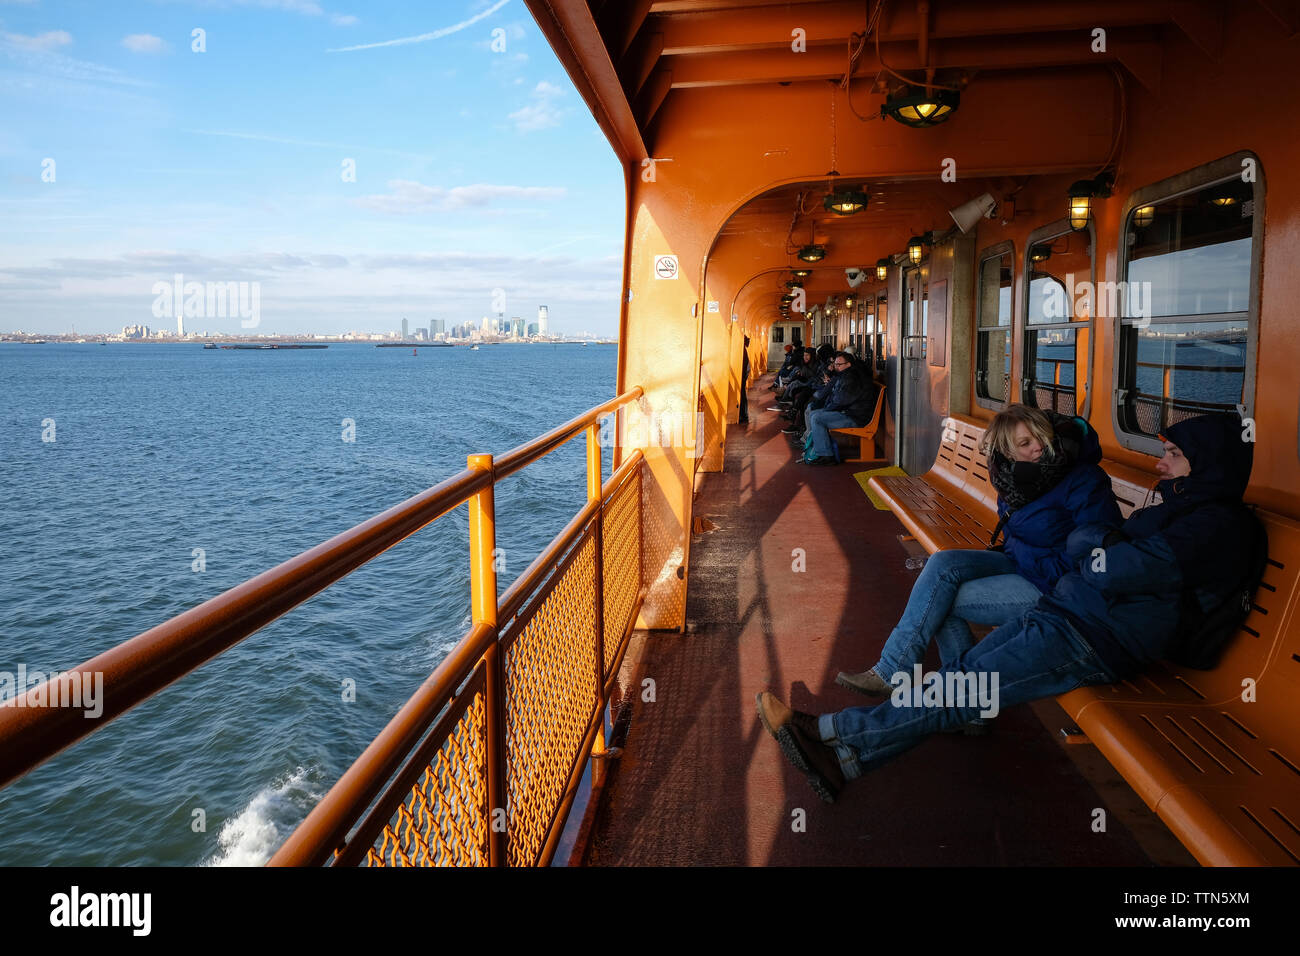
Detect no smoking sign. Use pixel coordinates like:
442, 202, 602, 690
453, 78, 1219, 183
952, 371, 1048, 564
654, 255, 678, 279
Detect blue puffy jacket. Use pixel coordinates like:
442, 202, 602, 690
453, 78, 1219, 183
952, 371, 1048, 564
1042, 413, 1256, 677
998, 418, 1122, 593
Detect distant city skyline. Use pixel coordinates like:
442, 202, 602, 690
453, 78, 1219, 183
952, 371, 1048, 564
0, 2, 625, 336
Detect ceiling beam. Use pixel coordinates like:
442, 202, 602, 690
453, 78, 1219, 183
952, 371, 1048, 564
654, 0, 1182, 55
598, 0, 656, 61
658, 29, 1161, 89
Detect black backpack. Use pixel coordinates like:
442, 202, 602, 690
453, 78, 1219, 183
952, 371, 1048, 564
1167, 505, 1269, 670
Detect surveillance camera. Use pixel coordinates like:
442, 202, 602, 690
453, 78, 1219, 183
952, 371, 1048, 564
845, 267, 867, 289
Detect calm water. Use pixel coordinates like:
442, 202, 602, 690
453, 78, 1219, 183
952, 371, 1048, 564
0, 342, 617, 866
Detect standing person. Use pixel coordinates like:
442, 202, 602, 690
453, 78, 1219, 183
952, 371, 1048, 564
758, 412, 1257, 801
739, 335, 751, 424
835, 404, 1120, 698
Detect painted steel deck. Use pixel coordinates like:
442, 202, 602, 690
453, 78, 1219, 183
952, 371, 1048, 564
587, 376, 1193, 866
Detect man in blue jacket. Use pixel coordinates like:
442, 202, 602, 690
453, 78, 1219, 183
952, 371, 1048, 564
757, 412, 1256, 801
799, 352, 879, 465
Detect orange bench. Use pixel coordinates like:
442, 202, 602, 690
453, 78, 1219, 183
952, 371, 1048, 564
828, 388, 887, 464
868, 415, 1300, 866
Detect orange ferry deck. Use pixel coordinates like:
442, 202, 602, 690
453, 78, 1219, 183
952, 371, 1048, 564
586, 377, 1193, 866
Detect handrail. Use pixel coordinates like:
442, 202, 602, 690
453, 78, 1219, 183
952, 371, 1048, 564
272, 448, 647, 866
0, 386, 644, 794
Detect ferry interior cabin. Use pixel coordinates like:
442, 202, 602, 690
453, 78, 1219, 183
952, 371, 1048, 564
3, 0, 1300, 869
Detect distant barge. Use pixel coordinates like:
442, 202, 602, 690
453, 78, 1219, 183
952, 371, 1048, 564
376, 342, 454, 348
210, 344, 329, 350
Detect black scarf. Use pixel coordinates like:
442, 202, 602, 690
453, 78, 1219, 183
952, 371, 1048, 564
987, 413, 1082, 546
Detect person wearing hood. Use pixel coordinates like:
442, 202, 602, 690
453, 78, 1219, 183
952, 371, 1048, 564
836, 404, 1120, 696
772, 345, 798, 389
758, 412, 1257, 802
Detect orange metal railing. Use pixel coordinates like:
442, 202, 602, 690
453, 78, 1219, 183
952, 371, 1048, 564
0, 387, 647, 867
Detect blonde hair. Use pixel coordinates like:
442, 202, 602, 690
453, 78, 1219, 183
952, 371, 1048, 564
981, 404, 1056, 461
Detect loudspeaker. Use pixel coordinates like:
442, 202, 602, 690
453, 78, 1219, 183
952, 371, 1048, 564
949, 192, 998, 234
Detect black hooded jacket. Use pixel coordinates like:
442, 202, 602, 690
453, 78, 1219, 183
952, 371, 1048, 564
1041, 413, 1255, 677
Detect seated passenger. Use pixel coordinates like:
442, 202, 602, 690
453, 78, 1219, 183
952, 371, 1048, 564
778, 347, 819, 400
771, 345, 797, 389
799, 352, 879, 464
836, 404, 1120, 700
757, 412, 1256, 801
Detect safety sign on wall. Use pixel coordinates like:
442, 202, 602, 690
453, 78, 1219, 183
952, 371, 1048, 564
654, 255, 678, 279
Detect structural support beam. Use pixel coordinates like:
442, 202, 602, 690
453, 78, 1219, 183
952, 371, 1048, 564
660, 32, 1158, 88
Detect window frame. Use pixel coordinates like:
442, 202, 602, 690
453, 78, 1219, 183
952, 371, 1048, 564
1111, 150, 1264, 455
974, 240, 1014, 412
1020, 218, 1095, 420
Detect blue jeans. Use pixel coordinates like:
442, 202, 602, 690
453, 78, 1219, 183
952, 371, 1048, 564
821, 610, 1118, 778
874, 549, 1042, 677
805, 408, 857, 458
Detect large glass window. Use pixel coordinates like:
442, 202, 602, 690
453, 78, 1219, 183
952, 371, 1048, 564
1023, 225, 1092, 416
1117, 167, 1256, 439
976, 248, 1012, 406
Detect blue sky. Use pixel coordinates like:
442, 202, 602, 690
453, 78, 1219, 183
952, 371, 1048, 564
0, 0, 626, 335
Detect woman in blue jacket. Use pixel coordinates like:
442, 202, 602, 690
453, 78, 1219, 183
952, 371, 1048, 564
836, 403, 1121, 699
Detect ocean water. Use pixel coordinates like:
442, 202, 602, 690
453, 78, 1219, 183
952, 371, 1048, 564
0, 342, 617, 866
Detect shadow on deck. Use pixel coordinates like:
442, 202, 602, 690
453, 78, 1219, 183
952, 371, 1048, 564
585, 374, 1194, 866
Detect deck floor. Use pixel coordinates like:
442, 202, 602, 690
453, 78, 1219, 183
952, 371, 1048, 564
587, 375, 1191, 866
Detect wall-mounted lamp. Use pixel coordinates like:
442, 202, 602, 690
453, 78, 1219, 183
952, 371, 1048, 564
1067, 173, 1113, 230
875, 258, 889, 281
906, 234, 930, 265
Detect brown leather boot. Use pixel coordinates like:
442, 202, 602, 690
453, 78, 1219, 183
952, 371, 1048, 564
755, 691, 845, 803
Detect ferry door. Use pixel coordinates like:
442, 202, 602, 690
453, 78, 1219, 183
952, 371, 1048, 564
897, 266, 941, 473
768, 321, 800, 367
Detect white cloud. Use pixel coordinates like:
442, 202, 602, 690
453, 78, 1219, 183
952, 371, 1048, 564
355, 179, 565, 214
3, 30, 72, 51
122, 34, 166, 54
508, 81, 565, 132
330, 13, 358, 26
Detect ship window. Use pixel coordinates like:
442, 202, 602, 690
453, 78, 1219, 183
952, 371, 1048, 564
1022, 223, 1093, 418
975, 244, 1012, 409
874, 293, 887, 377
773, 326, 784, 343
1115, 154, 1260, 449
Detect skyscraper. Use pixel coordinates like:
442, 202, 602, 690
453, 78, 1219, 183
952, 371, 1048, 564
177, 315, 185, 337
401, 318, 409, 340
538, 306, 549, 336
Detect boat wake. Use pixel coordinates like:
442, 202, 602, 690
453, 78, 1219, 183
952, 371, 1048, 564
203, 766, 325, 867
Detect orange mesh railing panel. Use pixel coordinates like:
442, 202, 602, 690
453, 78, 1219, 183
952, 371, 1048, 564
363, 672, 490, 867
501, 527, 601, 867
601, 465, 642, 677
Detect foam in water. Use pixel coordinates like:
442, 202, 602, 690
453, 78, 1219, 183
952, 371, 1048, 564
204, 767, 323, 867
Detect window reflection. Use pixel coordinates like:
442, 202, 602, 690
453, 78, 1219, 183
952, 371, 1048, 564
1119, 172, 1255, 439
